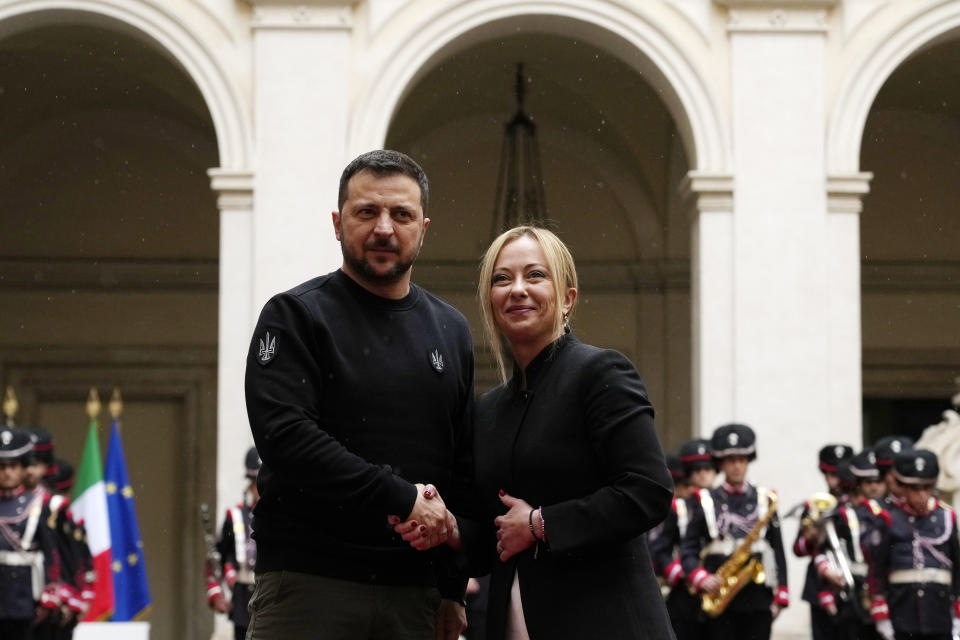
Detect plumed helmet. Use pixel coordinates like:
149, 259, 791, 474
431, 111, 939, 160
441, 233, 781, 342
0, 427, 33, 464
26, 426, 55, 466
666, 452, 686, 484
848, 449, 880, 482
244, 446, 261, 479
678, 438, 714, 473
710, 423, 756, 461
872, 435, 914, 472
892, 449, 938, 486
818, 443, 854, 473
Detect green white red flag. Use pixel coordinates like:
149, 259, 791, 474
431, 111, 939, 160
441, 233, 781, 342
72, 417, 115, 621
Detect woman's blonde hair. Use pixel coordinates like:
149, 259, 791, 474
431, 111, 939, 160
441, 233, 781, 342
478, 226, 578, 382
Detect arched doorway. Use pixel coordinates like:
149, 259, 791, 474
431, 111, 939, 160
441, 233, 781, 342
0, 13, 221, 639
384, 21, 700, 447
858, 38, 960, 442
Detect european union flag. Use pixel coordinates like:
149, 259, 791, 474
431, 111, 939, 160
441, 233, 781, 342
105, 419, 151, 620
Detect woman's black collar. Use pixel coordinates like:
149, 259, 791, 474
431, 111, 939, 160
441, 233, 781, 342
512, 333, 575, 391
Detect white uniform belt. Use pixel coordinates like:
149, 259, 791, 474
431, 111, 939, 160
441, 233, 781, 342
236, 568, 255, 585
0, 549, 44, 599
0, 549, 42, 566
888, 568, 951, 585
703, 539, 769, 557
850, 561, 867, 578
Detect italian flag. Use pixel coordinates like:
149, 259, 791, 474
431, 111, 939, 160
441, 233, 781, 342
72, 418, 114, 621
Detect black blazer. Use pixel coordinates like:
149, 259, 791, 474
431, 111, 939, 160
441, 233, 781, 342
471, 334, 675, 639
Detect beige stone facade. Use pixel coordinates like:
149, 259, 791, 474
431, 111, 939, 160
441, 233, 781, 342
1, 1, 959, 637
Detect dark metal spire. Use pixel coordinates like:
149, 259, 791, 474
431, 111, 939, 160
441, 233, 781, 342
491, 63, 547, 238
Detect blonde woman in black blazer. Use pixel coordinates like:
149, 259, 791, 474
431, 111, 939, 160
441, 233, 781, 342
470, 226, 675, 640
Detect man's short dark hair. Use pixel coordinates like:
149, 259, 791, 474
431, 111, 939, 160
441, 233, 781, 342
338, 150, 429, 214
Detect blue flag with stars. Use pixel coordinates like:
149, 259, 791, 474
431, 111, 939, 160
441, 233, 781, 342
105, 419, 151, 620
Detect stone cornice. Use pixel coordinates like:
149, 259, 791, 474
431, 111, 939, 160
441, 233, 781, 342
827, 172, 873, 214
4, 257, 953, 294
715, 0, 837, 33
208, 168, 254, 211
246, 0, 354, 30
679, 172, 735, 216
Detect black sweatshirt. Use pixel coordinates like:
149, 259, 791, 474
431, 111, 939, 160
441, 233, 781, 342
244, 269, 474, 597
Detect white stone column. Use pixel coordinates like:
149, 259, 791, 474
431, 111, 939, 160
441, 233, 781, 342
716, 2, 851, 637
682, 172, 735, 438
249, 1, 354, 309
208, 167, 254, 640
827, 173, 872, 447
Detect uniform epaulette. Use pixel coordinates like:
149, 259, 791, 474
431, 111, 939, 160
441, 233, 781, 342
867, 499, 884, 516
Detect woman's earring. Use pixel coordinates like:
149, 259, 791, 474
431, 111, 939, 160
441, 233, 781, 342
562, 312, 570, 333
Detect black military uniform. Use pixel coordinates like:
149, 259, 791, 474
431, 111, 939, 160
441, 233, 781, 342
25, 428, 80, 640
679, 424, 789, 640
0, 428, 59, 640
206, 447, 260, 640
865, 450, 959, 640
46, 458, 91, 640
794, 444, 855, 640
650, 439, 713, 640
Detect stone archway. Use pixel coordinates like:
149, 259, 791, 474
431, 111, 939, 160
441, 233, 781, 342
0, 5, 246, 637
349, 0, 728, 174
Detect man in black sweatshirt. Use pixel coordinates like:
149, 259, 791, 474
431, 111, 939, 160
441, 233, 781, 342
244, 150, 474, 639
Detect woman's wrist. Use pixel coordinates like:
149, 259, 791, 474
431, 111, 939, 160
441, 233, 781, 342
445, 510, 462, 550
528, 507, 546, 541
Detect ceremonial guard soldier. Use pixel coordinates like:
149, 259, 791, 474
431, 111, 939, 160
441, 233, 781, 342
793, 444, 855, 640
650, 438, 716, 640
0, 427, 59, 640
46, 458, 92, 640
871, 436, 914, 501
679, 424, 788, 640
206, 446, 260, 640
865, 449, 959, 640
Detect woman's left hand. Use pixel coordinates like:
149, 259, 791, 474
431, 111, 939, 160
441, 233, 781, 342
493, 491, 536, 562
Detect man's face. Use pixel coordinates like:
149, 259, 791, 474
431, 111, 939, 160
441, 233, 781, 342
884, 470, 902, 498
333, 170, 429, 288
689, 467, 716, 490
721, 455, 749, 485
24, 461, 47, 489
0, 461, 25, 490
824, 471, 841, 494
903, 483, 934, 515
860, 478, 885, 499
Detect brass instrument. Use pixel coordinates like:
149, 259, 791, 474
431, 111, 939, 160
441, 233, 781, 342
700, 491, 778, 618
200, 503, 230, 606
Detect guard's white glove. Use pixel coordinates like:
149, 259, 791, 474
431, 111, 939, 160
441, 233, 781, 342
875, 618, 894, 640
951, 615, 959, 639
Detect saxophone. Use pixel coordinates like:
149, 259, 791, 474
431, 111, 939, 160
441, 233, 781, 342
700, 491, 778, 618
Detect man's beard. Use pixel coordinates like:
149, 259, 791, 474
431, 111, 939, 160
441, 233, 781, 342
341, 236, 421, 285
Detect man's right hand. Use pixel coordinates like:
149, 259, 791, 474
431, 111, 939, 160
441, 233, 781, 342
391, 483, 449, 550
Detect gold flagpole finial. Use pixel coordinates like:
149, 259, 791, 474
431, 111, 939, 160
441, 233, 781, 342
86, 388, 101, 420
3, 387, 18, 427
109, 388, 123, 420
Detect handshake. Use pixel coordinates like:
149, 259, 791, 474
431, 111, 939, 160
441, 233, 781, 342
388, 483, 460, 551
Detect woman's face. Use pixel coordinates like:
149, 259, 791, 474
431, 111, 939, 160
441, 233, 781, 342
490, 235, 567, 349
